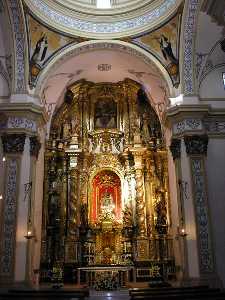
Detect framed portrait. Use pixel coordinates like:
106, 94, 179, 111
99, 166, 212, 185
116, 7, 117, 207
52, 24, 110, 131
94, 98, 117, 129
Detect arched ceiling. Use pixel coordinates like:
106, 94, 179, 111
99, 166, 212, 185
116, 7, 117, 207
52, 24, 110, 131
40, 47, 170, 119
24, 0, 182, 39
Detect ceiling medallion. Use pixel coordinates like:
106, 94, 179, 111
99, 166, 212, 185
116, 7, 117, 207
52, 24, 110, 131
98, 64, 112, 71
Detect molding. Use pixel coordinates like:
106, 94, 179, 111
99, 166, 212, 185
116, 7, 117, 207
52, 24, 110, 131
166, 104, 211, 118
166, 105, 225, 136
0, 103, 48, 133
173, 119, 203, 135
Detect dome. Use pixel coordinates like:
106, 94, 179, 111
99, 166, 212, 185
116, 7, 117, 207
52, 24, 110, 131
24, 0, 181, 38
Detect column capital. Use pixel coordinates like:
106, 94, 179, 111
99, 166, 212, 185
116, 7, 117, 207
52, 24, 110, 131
170, 138, 181, 160
184, 135, 208, 156
29, 136, 41, 158
1, 134, 26, 154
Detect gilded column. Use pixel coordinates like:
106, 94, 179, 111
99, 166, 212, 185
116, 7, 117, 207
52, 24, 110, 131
0, 134, 26, 285
133, 150, 149, 261
65, 162, 79, 263
144, 152, 154, 237
184, 135, 215, 275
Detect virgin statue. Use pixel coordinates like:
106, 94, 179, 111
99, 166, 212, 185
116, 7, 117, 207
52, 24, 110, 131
99, 192, 115, 222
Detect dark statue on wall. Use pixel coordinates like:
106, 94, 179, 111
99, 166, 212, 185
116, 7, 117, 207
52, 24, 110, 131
137, 89, 162, 145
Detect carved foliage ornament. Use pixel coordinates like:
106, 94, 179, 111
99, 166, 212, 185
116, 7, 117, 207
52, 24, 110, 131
184, 135, 208, 156
170, 138, 181, 160
30, 136, 41, 158
1, 134, 26, 154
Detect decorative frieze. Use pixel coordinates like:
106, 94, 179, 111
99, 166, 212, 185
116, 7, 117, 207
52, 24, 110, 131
0, 159, 18, 277
0, 116, 37, 132
29, 136, 41, 157
170, 138, 181, 160
203, 120, 225, 134
173, 119, 202, 135
191, 158, 214, 273
1, 134, 26, 154
184, 135, 208, 156
8, 117, 37, 131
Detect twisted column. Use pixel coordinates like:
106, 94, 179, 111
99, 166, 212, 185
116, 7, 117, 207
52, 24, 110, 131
131, 149, 149, 261
135, 168, 146, 237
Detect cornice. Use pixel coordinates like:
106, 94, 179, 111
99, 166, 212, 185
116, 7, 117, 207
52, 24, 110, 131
166, 105, 225, 137
166, 105, 225, 119
0, 103, 48, 124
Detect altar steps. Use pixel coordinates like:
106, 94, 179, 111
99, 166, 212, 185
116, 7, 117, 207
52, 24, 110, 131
129, 285, 225, 300
0, 287, 89, 299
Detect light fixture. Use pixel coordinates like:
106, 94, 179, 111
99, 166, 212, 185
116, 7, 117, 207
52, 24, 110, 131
0, 194, 2, 200
24, 230, 34, 240
2, 157, 6, 162
179, 227, 187, 237
24, 220, 34, 239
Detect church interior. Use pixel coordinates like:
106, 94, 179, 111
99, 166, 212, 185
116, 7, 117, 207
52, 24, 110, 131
1, 0, 225, 298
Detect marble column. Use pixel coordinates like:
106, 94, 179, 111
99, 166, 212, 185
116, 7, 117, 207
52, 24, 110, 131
170, 138, 189, 282
26, 136, 42, 285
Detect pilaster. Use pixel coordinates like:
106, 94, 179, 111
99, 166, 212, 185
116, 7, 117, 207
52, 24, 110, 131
167, 104, 223, 287
184, 135, 214, 274
0, 134, 26, 285
0, 103, 46, 287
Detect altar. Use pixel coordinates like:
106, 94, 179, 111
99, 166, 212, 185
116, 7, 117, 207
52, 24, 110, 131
77, 266, 133, 289
40, 79, 175, 285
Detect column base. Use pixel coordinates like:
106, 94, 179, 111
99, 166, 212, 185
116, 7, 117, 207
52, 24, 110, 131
179, 273, 223, 289
135, 238, 149, 261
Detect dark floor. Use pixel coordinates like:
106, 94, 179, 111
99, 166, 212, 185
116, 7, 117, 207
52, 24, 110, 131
89, 289, 129, 300
0, 289, 130, 300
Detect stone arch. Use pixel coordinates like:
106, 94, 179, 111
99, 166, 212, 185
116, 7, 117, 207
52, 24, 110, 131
34, 40, 175, 99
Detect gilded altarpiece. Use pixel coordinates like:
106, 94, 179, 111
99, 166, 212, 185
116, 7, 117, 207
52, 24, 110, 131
41, 79, 174, 284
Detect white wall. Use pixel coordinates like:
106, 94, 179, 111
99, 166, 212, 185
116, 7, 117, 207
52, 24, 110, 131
206, 138, 225, 287
200, 67, 225, 99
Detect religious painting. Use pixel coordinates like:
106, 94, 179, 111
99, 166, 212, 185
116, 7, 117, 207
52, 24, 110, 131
90, 170, 121, 224
132, 14, 181, 87
94, 98, 117, 129
25, 13, 77, 87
